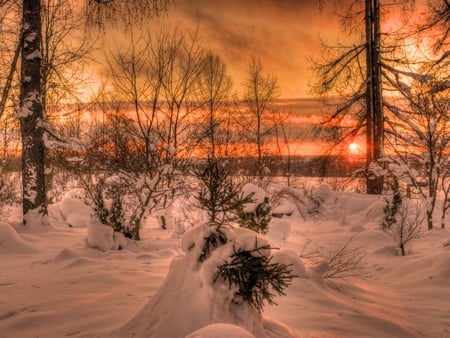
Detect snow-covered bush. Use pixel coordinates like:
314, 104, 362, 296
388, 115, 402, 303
59, 190, 91, 228
382, 175, 402, 230
0, 170, 20, 208
196, 224, 295, 313
87, 215, 128, 251
113, 222, 296, 337
271, 185, 323, 219
213, 242, 294, 312
91, 186, 133, 239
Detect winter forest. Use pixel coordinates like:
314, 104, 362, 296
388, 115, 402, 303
0, 0, 449, 337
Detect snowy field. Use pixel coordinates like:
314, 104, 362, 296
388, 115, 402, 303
1, 187, 450, 337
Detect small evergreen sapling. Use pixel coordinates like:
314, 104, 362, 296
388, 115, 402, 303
237, 193, 272, 234
192, 159, 295, 312
214, 244, 295, 312
382, 175, 402, 230
93, 186, 109, 225
92, 187, 133, 239
109, 194, 125, 233
194, 158, 250, 225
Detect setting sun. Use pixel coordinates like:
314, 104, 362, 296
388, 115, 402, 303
349, 142, 359, 153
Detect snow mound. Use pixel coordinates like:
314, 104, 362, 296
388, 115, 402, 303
113, 223, 295, 338
0, 222, 37, 254
87, 216, 129, 252
186, 323, 256, 338
242, 183, 267, 213
59, 190, 91, 227
271, 249, 306, 277
267, 220, 292, 241
313, 183, 332, 201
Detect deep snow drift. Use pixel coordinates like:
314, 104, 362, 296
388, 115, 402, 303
1, 187, 450, 337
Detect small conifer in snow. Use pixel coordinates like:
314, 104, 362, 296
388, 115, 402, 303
193, 159, 294, 313
382, 175, 402, 230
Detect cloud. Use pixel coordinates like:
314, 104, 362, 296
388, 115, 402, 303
165, 0, 340, 98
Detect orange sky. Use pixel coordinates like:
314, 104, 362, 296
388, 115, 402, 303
143, 0, 427, 99
162, 0, 341, 98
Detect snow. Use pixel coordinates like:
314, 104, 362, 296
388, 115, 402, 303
25, 49, 42, 60
1, 188, 450, 337
17, 90, 40, 118
242, 183, 267, 213
58, 190, 91, 228
185, 323, 256, 338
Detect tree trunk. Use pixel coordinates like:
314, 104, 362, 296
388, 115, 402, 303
0, 34, 22, 120
365, 0, 384, 195
19, 0, 47, 224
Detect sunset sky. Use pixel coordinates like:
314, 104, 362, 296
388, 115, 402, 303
150, 0, 426, 99
162, 0, 342, 99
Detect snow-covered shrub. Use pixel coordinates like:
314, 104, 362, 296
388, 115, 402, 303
313, 183, 331, 202
214, 244, 294, 312
114, 223, 296, 337
267, 220, 292, 241
87, 215, 128, 251
0, 170, 20, 207
90, 185, 133, 239
237, 183, 271, 234
59, 190, 91, 228
271, 185, 322, 219
382, 175, 402, 230
193, 223, 295, 313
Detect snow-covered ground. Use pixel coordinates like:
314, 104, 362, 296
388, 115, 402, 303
1, 188, 449, 337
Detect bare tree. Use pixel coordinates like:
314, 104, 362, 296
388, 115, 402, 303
6, 0, 172, 224
313, 0, 414, 194
272, 109, 305, 187
384, 56, 450, 230
158, 28, 205, 161
241, 57, 278, 179
386, 199, 425, 256
102, 27, 206, 238
418, 0, 449, 52
195, 51, 233, 159
440, 165, 450, 229
41, 0, 94, 117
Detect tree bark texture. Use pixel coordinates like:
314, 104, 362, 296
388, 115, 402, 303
20, 0, 46, 222
365, 0, 384, 194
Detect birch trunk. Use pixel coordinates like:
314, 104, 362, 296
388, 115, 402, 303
19, 0, 47, 223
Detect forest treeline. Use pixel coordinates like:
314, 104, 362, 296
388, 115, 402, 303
0, 0, 448, 230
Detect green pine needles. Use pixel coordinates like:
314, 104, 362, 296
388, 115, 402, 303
195, 158, 250, 225
382, 175, 402, 230
193, 157, 294, 312
198, 226, 228, 262
237, 196, 272, 234
214, 245, 295, 313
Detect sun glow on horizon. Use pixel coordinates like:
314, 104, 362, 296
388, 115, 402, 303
348, 142, 360, 154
